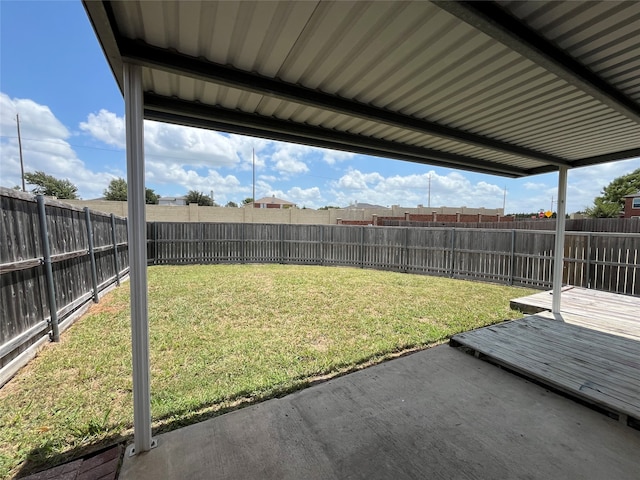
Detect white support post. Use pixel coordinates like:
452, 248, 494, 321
124, 62, 155, 454
552, 166, 568, 314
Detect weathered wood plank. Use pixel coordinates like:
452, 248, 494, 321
452, 315, 640, 421
1, 188, 128, 373
511, 287, 640, 340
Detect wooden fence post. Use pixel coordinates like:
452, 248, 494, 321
319, 225, 324, 266
509, 229, 516, 285
111, 214, 121, 286
36, 195, 60, 342
241, 223, 246, 264
152, 222, 158, 265
586, 232, 592, 289
280, 224, 285, 264
403, 227, 409, 273
360, 226, 365, 268
84, 208, 99, 303
450, 228, 456, 278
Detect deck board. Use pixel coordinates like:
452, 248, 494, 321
510, 287, 640, 340
452, 313, 640, 422
471, 319, 640, 402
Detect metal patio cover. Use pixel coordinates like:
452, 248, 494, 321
84, 0, 640, 178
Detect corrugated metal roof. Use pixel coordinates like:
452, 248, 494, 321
83, 0, 640, 177
498, 0, 640, 102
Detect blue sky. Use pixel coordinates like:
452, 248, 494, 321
1, 1, 638, 213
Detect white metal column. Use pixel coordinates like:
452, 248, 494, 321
552, 166, 568, 314
124, 62, 155, 454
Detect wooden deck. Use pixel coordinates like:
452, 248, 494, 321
510, 286, 640, 340
453, 289, 640, 426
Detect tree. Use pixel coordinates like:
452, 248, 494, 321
242, 197, 254, 205
24, 171, 78, 199
584, 198, 623, 218
145, 188, 159, 205
104, 178, 128, 201
185, 190, 214, 206
225, 201, 238, 208
104, 177, 160, 204
585, 168, 640, 218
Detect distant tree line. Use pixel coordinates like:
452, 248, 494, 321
104, 178, 159, 204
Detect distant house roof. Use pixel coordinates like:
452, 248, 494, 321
623, 191, 640, 198
254, 196, 296, 206
158, 196, 186, 201
345, 202, 388, 209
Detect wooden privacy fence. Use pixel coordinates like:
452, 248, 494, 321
147, 222, 639, 296
381, 217, 640, 233
0, 188, 129, 385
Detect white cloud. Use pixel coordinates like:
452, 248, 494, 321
227, 134, 268, 171
505, 159, 640, 214
523, 181, 546, 190
80, 110, 240, 168
319, 148, 355, 165
271, 144, 310, 176
329, 169, 511, 210
337, 169, 384, 190
567, 159, 640, 212
0, 93, 69, 140
79, 109, 124, 147
287, 186, 323, 208
5, 93, 638, 213
0, 93, 119, 199
145, 161, 242, 199
274, 156, 309, 176
254, 179, 275, 199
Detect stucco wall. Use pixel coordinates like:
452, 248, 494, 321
61, 200, 504, 224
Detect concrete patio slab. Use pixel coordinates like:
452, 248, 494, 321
120, 345, 640, 480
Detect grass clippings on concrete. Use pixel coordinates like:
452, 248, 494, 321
0, 264, 536, 477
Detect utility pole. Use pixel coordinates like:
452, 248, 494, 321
428, 173, 431, 208
252, 147, 256, 205
210, 189, 214, 206
503, 186, 507, 213
16, 114, 26, 192
551, 195, 554, 212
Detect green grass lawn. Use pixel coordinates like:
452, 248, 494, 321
0, 264, 536, 477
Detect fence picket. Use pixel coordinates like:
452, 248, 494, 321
1, 189, 128, 380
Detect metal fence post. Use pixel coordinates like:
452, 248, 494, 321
111, 214, 121, 286
509, 229, 516, 285
36, 195, 60, 342
84, 208, 99, 303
